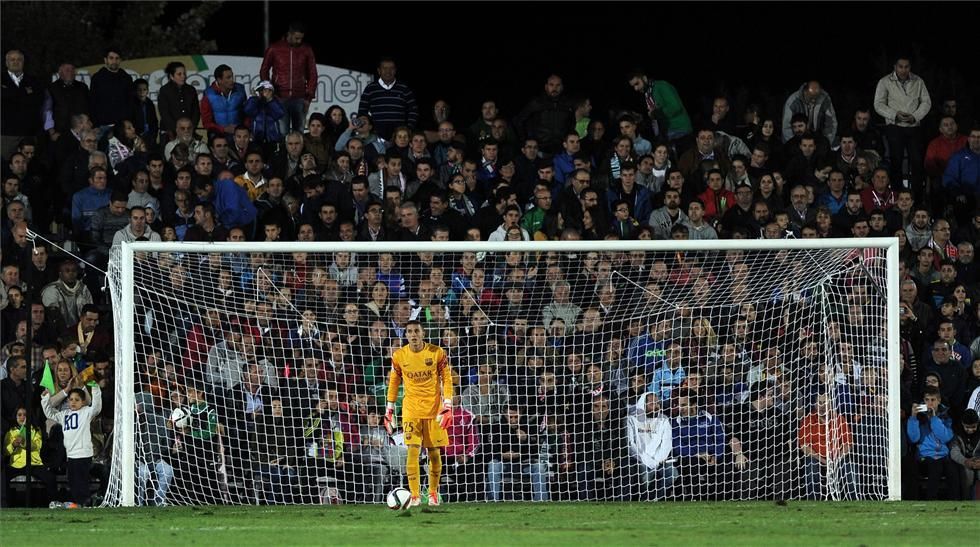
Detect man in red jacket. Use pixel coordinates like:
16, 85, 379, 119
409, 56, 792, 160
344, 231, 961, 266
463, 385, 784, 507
260, 21, 318, 137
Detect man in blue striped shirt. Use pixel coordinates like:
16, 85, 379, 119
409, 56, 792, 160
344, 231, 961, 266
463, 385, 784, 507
357, 58, 418, 141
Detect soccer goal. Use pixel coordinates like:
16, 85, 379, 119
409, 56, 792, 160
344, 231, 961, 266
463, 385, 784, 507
103, 238, 900, 506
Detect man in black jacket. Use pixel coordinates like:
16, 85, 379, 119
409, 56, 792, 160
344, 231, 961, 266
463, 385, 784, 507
1, 49, 44, 157
89, 46, 134, 129
45, 62, 90, 141
513, 74, 575, 156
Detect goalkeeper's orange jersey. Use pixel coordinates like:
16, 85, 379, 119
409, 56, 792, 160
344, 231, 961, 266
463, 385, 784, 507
387, 343, 453, 420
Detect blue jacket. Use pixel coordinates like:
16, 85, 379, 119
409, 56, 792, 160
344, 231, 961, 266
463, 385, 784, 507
627, 334, 667, 372
212, 177, 257, 229
672, 413, 727, 458
906, 406, 954, 459
553, 152, 576, 185
244, 96, 286, 144
649, 365, 686, 402
607, 184, 653, 224
943, 147, 980, 195
71, 187, 111, 234
202, 82, 247, 134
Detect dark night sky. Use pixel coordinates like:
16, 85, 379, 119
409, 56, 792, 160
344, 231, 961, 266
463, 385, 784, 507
204, 1, 979, 126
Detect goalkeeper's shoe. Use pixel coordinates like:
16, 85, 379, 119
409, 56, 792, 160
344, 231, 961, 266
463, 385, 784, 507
427, 492, 441, 506
409, 495, 421, 508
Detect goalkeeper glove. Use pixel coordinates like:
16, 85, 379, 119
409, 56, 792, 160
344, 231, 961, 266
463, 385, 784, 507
438, 399, 453, 429
384, 402, 395, 435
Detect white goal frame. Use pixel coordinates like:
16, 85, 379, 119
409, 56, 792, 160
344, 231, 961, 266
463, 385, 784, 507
112, 238, 901, 505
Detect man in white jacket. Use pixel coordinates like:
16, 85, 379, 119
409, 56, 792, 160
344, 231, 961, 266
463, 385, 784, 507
626, 391, 676, 500
874, 55, 931, 204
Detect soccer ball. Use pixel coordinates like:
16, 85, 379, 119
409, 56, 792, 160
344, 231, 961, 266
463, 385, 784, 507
170, 407, 192, 429
386, 487, 412, 510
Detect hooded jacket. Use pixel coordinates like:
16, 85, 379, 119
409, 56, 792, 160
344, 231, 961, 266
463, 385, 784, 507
626, 391, 672, 470
781, 83, 838, 144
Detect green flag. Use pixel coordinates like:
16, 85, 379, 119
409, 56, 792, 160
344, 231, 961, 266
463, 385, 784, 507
39, 359, 57, 395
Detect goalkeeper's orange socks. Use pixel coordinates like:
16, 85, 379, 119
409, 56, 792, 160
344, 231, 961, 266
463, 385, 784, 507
407, 445, 421, 498
428, 448, 442, 497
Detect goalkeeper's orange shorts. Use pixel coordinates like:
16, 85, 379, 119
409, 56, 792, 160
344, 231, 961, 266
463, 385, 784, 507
402, 417, 448, 448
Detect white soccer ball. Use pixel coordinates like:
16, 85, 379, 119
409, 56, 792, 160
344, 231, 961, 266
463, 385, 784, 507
170, 407, 192, 429
386, 487, 412, 510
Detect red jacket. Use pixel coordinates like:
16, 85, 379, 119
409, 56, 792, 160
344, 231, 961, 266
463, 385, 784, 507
860, 186, 896, 213
260, 39, 318, 101
924, 134, 967, 177
697, 186, 736, 221
444, 406, 478, 458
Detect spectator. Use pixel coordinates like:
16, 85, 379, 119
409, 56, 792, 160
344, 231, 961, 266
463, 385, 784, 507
193, 174, 257, 234
70, 166, 111, 237
925, 115, 968, 182
88, 191, 130, 261
3, 405, 57, 504
1, 49, 44, 157
625, 391, 676, 500
163, 116, 210, 162
200, 64, 247, 141
671, 388, 738, 500
906, 385, 957, 499
260, 21, 317, 135
44, 61, 90, 141
460, 363, 510, 433
942, 126, 980, 222
40, 259, 93, 331
112, 205, 162, 246
41, 381, 102, 506
873, 55, 931, 202
89, 46, 134, 130
678, 128, 731, 180
303, 113, 332, 172
356, 58, 418, 141
244, 81, 286, 150
781, 80, 838, 145
851, 108, 886, 159
135, 392, 174, 506
157, 61, 201, 141
486, 405, 549, 501
513, 74, 575, 156
441, 393, 480, 502
949, 408, 979, 500
627, 70, 693, 150
797, 390, 856, 499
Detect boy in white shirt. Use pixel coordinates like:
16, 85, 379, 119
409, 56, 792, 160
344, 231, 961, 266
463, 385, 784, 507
42, 381, 102, 506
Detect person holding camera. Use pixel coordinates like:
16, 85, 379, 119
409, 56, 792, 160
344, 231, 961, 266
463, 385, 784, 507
244, 80, 286, 157
907, 385, 957, 499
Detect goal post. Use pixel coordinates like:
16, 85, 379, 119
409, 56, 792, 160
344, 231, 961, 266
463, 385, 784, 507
106, 237, 900, 506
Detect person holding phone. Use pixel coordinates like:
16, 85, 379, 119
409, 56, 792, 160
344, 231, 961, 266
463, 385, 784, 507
907, 386, 957, 499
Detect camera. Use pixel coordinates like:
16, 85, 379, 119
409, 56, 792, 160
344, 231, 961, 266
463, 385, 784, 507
351, 113, 363, 128
915, 404, 929, 413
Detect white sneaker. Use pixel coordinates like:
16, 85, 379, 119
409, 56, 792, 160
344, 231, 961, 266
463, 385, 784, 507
409, 495, 421, 507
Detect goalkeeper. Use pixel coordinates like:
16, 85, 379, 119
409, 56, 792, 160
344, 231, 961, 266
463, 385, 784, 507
385, 319, 454, 506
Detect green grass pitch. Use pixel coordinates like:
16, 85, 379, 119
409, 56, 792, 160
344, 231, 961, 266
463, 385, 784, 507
1, 501, 976, 545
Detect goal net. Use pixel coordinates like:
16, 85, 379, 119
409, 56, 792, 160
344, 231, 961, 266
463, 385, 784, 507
103, 239, 899, 505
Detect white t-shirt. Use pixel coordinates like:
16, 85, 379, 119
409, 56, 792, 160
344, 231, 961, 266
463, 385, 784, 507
42, 385, 102, 459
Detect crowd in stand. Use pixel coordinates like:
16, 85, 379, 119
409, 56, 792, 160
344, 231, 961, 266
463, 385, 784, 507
2, 25, 980, 506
